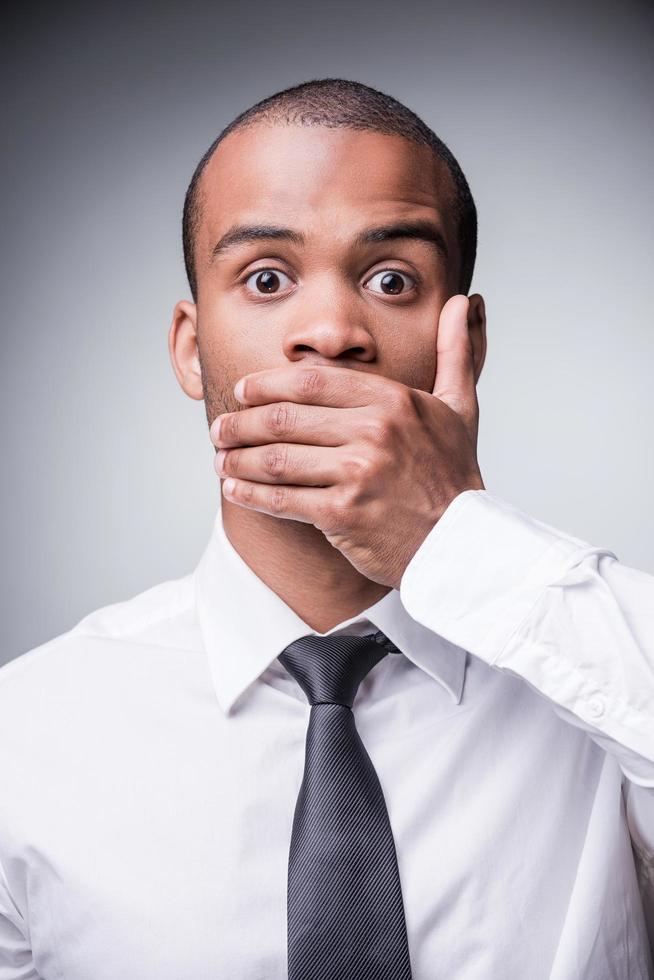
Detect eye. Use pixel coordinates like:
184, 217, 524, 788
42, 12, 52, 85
243, 268, 293, 295
365, 269, 417, 296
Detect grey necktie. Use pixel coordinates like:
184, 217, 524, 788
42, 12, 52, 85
278, 629, 413, 980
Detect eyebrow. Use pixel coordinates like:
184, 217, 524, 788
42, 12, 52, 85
210, 219, 449, 261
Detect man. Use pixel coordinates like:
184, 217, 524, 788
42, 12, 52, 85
0, 77, 652, 979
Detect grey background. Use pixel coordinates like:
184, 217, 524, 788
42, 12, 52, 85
2, 0, 653, 665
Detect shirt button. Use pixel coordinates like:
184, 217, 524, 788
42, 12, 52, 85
587, 696, 605, 719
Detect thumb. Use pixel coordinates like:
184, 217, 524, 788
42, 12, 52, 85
432, 294, 477, 427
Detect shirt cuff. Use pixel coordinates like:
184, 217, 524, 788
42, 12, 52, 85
399, 488, 610, 665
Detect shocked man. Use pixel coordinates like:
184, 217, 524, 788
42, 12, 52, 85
0, 77, 652, 980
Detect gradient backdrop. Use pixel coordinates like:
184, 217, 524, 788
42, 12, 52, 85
2, 0, 653, 665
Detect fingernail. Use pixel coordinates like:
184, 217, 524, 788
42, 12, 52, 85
234, 378, 246, 401
210, 417, 222, 443
215, 450, 227, 473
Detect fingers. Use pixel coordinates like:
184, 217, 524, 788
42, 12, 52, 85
234, 363, 380, 408
432, 294, 478, 427
215, 442, 341, 486
221, 476, 330, 526
210, 402, 357, 449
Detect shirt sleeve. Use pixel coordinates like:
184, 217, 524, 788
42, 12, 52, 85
399, 488, 654, 886
0, 856, 39, 980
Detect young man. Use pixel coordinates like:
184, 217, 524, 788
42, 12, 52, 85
1, 78, 652, 979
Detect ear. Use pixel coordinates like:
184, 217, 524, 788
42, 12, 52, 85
168, 300, 204, 400
467, 293, 487, 384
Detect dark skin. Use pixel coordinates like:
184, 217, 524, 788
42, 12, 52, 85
169, 122, 487, 633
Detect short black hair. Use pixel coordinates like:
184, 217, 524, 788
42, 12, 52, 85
182, 77, 477, 302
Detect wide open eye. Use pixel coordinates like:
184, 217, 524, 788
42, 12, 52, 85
243, 269, 293, 295
365, 269, 417, 296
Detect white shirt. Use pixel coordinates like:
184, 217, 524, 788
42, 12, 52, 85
1, 488, 653, 980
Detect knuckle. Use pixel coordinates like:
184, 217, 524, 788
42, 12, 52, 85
269, 485, 288, 514
394, 385, 416, 415
263, 444, 289, 478
225, 413, 240, 442
327, 488, 354, 527
264, 402, 297, 437
361, 415, 390, 446
342, 453, 372, 483
226, 448, 241, 476
386, 384, 411, 411
298, 368, 324, 398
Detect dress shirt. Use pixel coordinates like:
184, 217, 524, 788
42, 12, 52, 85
0, 488, 653, 980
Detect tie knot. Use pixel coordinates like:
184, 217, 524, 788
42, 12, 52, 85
278, 631, 394, 708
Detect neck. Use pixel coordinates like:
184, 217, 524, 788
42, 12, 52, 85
220, 496, 392, 634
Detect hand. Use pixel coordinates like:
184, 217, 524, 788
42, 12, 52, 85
209, 295, 485, 589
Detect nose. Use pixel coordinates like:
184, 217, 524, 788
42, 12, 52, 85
281, 285, 377, 365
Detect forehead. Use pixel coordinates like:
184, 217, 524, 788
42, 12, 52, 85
196, 122, 458, 253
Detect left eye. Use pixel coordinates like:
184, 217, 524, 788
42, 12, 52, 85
365, 270, 416, 295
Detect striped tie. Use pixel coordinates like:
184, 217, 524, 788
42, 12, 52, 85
278, 630, 413, 980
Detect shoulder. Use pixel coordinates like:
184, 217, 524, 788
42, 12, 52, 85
0, 570, 201, 715
0, 572, 207, 850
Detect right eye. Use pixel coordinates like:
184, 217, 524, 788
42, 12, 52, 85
243, 268, 294, 295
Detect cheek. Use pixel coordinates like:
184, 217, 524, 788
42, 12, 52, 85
197, 300, 251, 372
383, 330, 437, 394
408, 355, 438, 394
196, 329, 243, 414
196, 312, 281, 414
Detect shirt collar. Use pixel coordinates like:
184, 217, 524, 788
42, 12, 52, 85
193, 498, 468, 715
